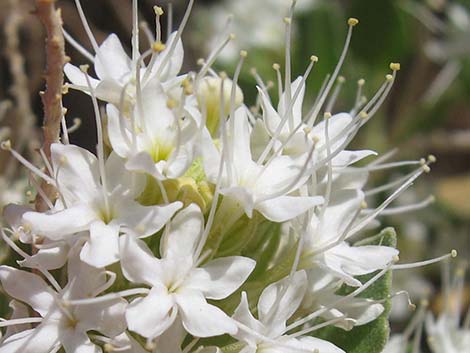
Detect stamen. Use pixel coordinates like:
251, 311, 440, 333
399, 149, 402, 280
132, 0, 140, 63
196, 33, 235, 81
154, 6, 164, 43
391, 250, 457, 270
285, 262, 394, 333
155, 0, 194, 79
290, 315, 349, 338
273, 63, 283, 102
81, 66, 110, 218
0, 317, 43, 327
307, 18, 358, 127
325, 76, 346, 112
140, 21, 155, 47
28, 174, 54, 210
167, 2, 173, 37
361, 195, 435, 216
91, 271, 116, 297
1, 140, 55, 185
1, 229, 62, 293
62, 29, 94, 62
67, 118, 82, 134
67, 288, 150, 305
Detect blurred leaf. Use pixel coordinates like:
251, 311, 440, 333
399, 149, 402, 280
436, 174, 470, 219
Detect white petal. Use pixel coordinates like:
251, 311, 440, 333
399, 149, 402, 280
60, 330, 102, 353
0, 324, 59, 353
232, 292, 264, 345
278, 76, 305, 128
126, 285, 175, 338
160, 204, 203, 261
80, 222, 120, 268
125, 151, 164, 179
0, 266, 54, 316
4, 300, 32, 339
119, 234, 163, 286
106, 104, 132, 158
219, 187, 255, 218
258, 87, 282, 135
94, 79, 126, 104
175, 288, 237, 337
64, 63, 99, 89
185, 256, 255, 300
23, 205, 96, 240
51, 143, 100, 201
332, 150, 377, 168
325, 243, 398, 286
256, 196, 323, 222
148, 31, 184, 81
230, 107, 253, 168
94, 33, 131, 81
120, 201, 182, 238
75, 298, 127, 337
258, 271, 307, 331
19, 244, 69, 270
105, 151, 145, 198
298, 336, 345, 353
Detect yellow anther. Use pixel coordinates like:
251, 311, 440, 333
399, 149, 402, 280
348, 17, 359, 26
229, 33, 236, 40
272, 63, 281, 70
451, 249, 457, 258
153, 6, 164, 16
393, 255, 400, 262
166, 99, 177, 109
427, 154, 436, 163
360, 200, 368, 209
419, 158, 426, 165
79, 64, 90, 73
420, 299, 429, 307
219, 71, 228, 80
62, 108, 68, 115
312, 135, 321, 144
359, 111, 368, 119
62, 84, 70, 94
181, 78, 191, 88
310, 55, 318, 62
337, 76, 346, 83
422, 165, 431, 173
240, 50, 248, 58
429, 195, 436, 203
103, 343, 114, 352
358, 78, 365, 86
323, 112, 332, 119
385, 74, 393, 82
303, 127, 312, 135
152, 41, 166, 52
1, 140, 12, 150
283, 17, 292, 25
409, 303, 417, 311
390, 62, 401, 71
25, 190, 33, 197
197, 58, 205, 66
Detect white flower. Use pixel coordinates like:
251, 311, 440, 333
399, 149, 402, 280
106, 81, 201, 180
0, 245, 127, 353
22, 143, 182, 267
203, 106, 323, 222
302, 189, 399, 286
232, 271, 345, 353
64, 31, 184, 108
120, 203, 255, 338
302, 267, 384, 330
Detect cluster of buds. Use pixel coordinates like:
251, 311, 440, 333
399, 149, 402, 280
0, 1, 457, 353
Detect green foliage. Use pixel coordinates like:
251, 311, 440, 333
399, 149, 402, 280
314, 228, 397, 353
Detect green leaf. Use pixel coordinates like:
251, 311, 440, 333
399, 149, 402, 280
313, 227, 397, 353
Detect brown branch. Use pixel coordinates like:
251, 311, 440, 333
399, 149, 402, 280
35, 0, 66, 212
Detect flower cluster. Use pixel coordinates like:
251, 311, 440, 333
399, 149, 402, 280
0, 1, 456, 353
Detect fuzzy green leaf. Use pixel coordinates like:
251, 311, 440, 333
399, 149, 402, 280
313, 227, 397, 353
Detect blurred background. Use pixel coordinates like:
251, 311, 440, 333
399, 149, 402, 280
0, 0, 469, 350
